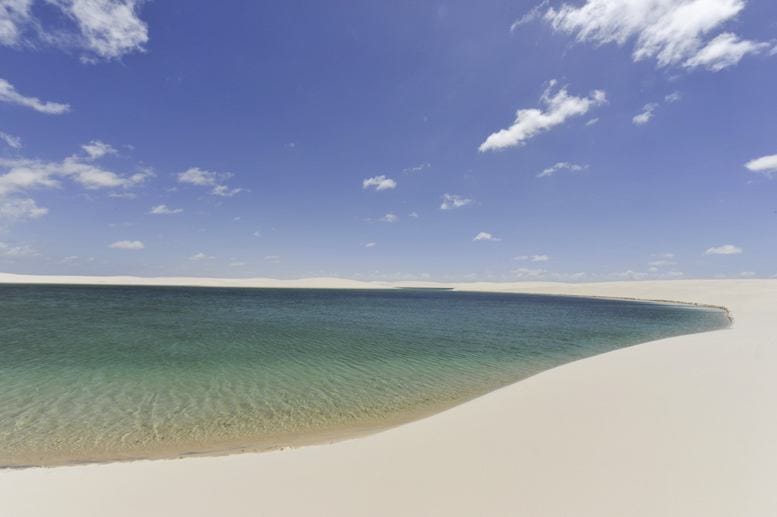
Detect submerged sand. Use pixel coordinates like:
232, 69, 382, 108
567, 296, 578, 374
0, 277, 775, 516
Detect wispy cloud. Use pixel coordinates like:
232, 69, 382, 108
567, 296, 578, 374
705, 244, 742, 255
632, 103, 659, 125
0, 0, 149, 61
0, 240, 38, 258
515, 254, 550, 262
365, 242, 376, 248
537, 162, 587, 178
178, 167, 244, 197
149, 204, 183, 215
401, 163, 431, 175
362, 175, 397, 191
745, 154, 777, 177
109, 240, 144, 250
380, 212, 398, 223
479, 80, 606, 151
0, 78, 70, 114
0, 130, 22, 149
189, 252, 214, 261
440, 193, 473, 210
539, 0, 770, 71
473, 231, 500, 242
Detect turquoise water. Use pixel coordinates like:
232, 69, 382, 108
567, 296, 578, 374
0, 285, 729, 467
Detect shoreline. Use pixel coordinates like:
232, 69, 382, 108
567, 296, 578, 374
0, 278, 775, 516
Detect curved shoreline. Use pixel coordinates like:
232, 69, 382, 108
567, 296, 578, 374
0, 278, 775, 516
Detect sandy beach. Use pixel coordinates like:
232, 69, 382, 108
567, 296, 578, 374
0, 277, 775, 516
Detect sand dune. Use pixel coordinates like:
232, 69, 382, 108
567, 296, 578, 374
0, 278, 775, 516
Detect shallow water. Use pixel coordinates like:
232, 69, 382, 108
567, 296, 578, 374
0, 285, 729, 467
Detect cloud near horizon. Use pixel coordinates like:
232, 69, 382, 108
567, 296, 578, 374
479, 80, 606, 151
705, 244, 742, 255
109, 240, 144, 250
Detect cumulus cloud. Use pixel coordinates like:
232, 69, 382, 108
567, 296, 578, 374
380, 212, 398, 223
705, 244, 742, 255
149, 204, 183, 215
633, 102, 659, 125
0, 143, 151, 226
0, 0, 148, 61
745, 154, 777, 177
0, 78, 70, 114
479, 80, 606, 151
0, 130, 22, 149
81, 140, 116, 160
665, 91, 682, 103
539, 0, 769, 71
473, 232, 500, 242
177, 167, 244, 197
109, 240, 143, 250
440, 193, 473, 210
362, 175, 397, 191
537, 161, 587, 178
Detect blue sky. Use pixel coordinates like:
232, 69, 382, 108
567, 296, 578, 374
1, 0, 776, 281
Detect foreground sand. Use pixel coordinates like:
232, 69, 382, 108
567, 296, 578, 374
1, 278, 775, 516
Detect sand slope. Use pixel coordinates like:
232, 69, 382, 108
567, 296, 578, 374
1, 279, 775, 516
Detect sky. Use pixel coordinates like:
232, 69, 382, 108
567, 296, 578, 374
1, 0, 776, 282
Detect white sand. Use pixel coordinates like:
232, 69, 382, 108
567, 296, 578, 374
1, 277, 775, 516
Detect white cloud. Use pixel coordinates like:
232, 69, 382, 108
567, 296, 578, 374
512, 267, 547, 278
648, 259, 676, 267
632, 103, 658, 125
409, 211, 419, 218
189, 252, 213, 261
109, 240, 143, 250
541, 0, 769, 71
473, 232, 500, 242
401, 163, 431, 175
515, 254, 550, 262
440, 193, 473, 210
479, 80, 606, 151
0, 197, 47, 225
0, 130, 22, 149
0, 240, 37, 257
585, 117, 599, 126
365, 242, 376, 248
149, 204, 183, 215
684, 32, 770, 71
177, 167, 244, 197
380, 212, 398, 223
228, 261, 247, 267
745, 154, 777, 177
705, 244, 742, 255
264, 255, 281, 263
1, 0, 148, 61
0, 78, 70, 114
362, 175, 397, 191
665, 91, 682, 103
537, 161, 587, 178
510, 0, 550, 32
0, 144, 149, 226
81, 140, 116, 160
0, 0, 32, 46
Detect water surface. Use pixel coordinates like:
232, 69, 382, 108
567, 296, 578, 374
0, 285, 729, 467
